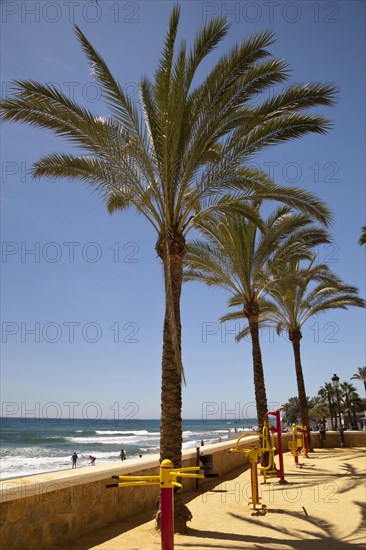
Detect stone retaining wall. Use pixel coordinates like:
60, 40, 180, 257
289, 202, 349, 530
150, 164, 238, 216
0, 434, 261, 549
1, 431, 364, 549
306, 429, 366, 449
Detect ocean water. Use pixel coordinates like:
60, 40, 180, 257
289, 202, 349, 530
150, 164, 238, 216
0, 417, 258, 480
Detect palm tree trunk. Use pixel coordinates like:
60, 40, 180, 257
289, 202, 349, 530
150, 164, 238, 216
289, 330, 312, 449
160, 265, 183, 467
327, 395, 335, 430
352, 405, 358, 430
342, 393, 351, 430
154, 232, 192, 532
348, 410, 352, 429
346, 403, 352, 430
247, 311, 268, 431
332, 400, 338, 430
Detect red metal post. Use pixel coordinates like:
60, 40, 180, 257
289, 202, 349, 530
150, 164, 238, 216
266, 410, 286, 483
160, 486, 174, 550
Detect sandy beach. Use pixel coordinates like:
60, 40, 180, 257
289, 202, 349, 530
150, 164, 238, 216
62, 447, 366, 550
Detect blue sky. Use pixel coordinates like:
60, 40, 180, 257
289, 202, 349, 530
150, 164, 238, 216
1, 0, 365, 421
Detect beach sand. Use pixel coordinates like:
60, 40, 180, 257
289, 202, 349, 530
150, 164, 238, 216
63, 448, 366, 549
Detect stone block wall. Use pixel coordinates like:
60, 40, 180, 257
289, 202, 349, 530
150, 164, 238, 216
0, 435, 260, 549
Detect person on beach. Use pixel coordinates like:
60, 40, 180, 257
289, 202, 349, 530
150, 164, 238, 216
89, 455, 96, 465
71, 451, 78, 468
120, 449, 126, 461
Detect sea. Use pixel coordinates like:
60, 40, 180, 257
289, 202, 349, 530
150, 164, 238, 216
0, 417, 258, 480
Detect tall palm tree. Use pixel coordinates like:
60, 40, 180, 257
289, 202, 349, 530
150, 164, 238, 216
255, 261, 365, 436
1, 6, 337, 528
348, 392, 362, 429
318, 383, 337, 429
351, 366, 366, 393
185, 207, 329, 429
340, 381, 359, 429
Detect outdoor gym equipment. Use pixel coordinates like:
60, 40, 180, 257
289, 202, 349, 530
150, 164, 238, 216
299, 425, 309, 457
259, 418, 278, 483
264, 409, 286, 483
229, 437, 265, 510
229, 410, 287, 510
107, 459, 215, 550
288, 424, 309, 464
195, 446, 215, 490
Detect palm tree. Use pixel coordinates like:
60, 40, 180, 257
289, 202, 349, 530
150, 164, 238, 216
257, 261, 365, 436
351, 366, 366, 393
349, 392, 362, 429
359, 226, 366, 246
1, 6, 337, 529
318, 383, 337, 429
340, 382, 359, 429
185, 207, 329, 429
282, 396, 302, 424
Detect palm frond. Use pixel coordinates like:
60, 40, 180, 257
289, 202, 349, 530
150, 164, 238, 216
233, 113, 333, 157
73, 25, 140, 136
359, 226, 366, 246
1, 81, 123, 155
33, 152, 114, 187
33, 152, 161, 231
106, 192, 132, 215
186, 16, 230, 85
256, 82, 337, 119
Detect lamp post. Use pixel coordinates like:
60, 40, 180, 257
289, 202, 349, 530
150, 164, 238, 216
331, 373, 345, 448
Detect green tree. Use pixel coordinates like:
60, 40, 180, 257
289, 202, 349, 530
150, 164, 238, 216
318, 383, 337, 430
282, 396, 302, 424
1, 6, 338, 529
359, 397, 366, 410
340, 381, 359, 430
351, 366, 366, 393
309, 401, 329, 425
185, 207, 329, 429
251, 261, 365, 436
349, 393, 362, 429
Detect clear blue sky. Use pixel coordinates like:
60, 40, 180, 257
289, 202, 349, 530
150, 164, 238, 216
1, 0, 365, 420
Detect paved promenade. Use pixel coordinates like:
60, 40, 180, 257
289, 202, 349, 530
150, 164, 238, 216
64, 448, 366, 550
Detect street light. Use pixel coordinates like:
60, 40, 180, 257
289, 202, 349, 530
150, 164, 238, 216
331, 373, 345, 447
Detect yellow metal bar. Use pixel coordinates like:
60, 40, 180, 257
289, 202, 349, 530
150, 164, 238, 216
230, 432, 258, 453
110, 457, 209, 494
261, 419, 271, 452
173, 466, 201, 472
258, 448, 276, 472
291, 424, 298, 457
171, 472, 205, 480
247, 446, 262, 509
116, 481, 159, 487
171, 481, 182, 488
115, 475, 159, 482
